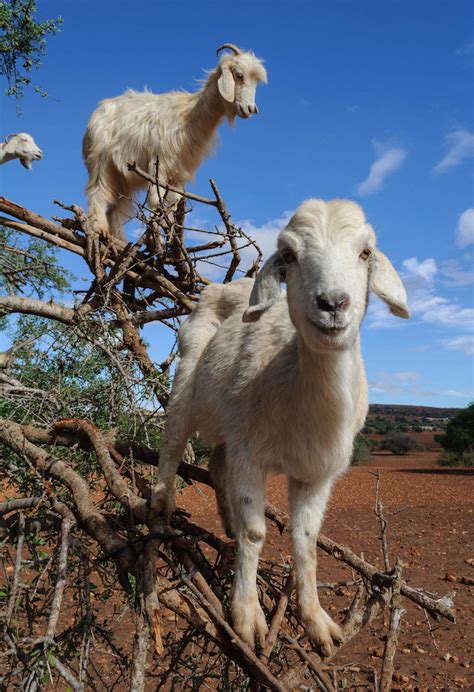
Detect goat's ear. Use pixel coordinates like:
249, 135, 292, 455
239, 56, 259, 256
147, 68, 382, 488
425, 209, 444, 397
242, 252, 285, 322
369, 249, 410, 319
218, 66, 235, 103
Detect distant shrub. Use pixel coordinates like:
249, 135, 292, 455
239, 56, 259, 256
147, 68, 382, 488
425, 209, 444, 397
381, 432, 424, 455
351, 434, 375, 465
437, 403, 474, 466
373, 417, 394, 435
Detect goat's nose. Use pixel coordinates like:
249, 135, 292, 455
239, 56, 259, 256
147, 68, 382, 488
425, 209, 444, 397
246, 104, 254, 115
316, 291, 350, 313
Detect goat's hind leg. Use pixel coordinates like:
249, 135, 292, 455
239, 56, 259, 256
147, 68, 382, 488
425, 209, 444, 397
150, 417, 191, 527
208, 445, 235, 538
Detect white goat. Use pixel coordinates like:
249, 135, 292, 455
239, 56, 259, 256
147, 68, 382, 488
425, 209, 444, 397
152, 199, 410, 654
82, 43, 267, 240
0, 133, 43, 169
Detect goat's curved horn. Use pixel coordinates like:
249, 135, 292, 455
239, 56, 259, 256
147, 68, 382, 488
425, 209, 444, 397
216, 43, 242, 57
5, 133, 18, 142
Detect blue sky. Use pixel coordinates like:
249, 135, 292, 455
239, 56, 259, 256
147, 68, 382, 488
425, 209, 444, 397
1, 0, 473, 407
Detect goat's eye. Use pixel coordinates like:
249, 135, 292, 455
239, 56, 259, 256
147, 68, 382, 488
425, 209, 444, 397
235, 71, 244, 80
280, 249, 296, 264
360, 248, 372, 261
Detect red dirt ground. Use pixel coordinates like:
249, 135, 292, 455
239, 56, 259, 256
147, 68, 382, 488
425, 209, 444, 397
178, 444, 474, 689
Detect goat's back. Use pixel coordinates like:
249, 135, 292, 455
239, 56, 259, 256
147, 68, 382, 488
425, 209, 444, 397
179, 278, 254, 361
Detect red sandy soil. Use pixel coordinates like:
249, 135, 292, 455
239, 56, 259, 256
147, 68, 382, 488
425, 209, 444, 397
178, 445, 474, 689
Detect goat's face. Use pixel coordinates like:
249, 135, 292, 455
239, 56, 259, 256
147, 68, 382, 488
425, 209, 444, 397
6, 133, 43, 169
217, 52, 267, 121
243, 199, 410, 352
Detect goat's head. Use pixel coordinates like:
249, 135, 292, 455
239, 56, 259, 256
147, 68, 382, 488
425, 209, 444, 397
243, 199, 409, 352
215, 44, 267, 125
4, 133, 43, 169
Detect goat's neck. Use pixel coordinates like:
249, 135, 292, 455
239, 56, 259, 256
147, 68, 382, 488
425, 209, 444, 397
295, 335, 362, 424
187, 75, 226, 140
0, 143, 16, 165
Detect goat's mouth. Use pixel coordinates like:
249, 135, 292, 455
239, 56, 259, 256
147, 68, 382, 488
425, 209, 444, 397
236, 105, 252, 119
316, 324, 348, 336
307, 317, 349, 337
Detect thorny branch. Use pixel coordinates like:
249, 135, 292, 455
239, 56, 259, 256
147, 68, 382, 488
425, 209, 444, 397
0, 180, 457, 688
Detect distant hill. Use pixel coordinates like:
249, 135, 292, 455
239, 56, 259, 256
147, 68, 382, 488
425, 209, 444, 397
365, 403, 460, 434
369, 404, 459, 419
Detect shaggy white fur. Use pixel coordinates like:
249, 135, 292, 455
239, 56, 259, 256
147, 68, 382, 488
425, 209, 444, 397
82, 44, 267, 239
152, 198, 409, 653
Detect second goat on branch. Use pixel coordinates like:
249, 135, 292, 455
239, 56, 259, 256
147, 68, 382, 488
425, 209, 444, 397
82, 43, 267, 240
152, 199, 410, 654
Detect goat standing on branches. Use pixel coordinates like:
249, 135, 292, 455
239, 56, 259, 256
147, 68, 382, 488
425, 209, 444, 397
82, 43, 267, 240
152, 199, 410, 653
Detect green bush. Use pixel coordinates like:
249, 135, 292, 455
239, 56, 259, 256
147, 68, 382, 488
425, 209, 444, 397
438, 450, 474, 467
437, 403, 474, 466
351, 434, 375, 465
381, 432, 424, 455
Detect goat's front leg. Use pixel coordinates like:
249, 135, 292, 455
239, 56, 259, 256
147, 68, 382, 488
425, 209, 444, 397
228, 457, 268, 649
289, 477, 343, 657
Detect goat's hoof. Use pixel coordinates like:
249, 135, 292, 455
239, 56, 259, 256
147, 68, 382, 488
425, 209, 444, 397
232, 601, 268, 649
150, 481, 176, 525
304, 608, 343, 658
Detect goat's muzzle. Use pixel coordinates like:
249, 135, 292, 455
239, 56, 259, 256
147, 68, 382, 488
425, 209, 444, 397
315, 292, 350, 315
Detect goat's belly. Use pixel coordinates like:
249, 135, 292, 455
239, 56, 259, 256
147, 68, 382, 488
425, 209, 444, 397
264, 435, 352, 483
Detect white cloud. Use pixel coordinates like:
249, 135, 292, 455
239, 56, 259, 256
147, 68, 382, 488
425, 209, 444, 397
369, 370, 425, 396
409, 288, 474, 328
456, 208, 474, 248
192, 210, 293, 281
402, 257, 437, 284
368, 254, 474, 330
405, 344, 432, 353
439, 257, 474, 287
239, 210, 293, 261
443, 335, 474, 356
356, 141, 407, 196
443, 389, 473, 400
434, 129, 474, 173
456, 40, 474, 57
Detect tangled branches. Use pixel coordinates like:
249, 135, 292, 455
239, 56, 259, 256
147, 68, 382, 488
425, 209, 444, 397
0, 177, 457, 689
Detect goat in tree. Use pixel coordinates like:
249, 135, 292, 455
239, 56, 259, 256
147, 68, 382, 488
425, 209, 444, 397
0, 133, 43, 169
151, 199, 410, 653
82, 43, 267, 240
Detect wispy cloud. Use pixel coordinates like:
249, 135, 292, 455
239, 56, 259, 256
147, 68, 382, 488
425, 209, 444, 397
369, 370, 428, 397
367, 254, 474, 330
434, 129, 474, 173
456, 208, 474, 248
400, 255, 474, 327
455, 39, 474, 57
443, 389, 473, 400
443, 335, 474, 356
239, 211, 293, 260
356, 140, 407, 196
402, 257, 437, 283
192, 210, 293, 281
439, 257, 474, 287
405, 344, 432, 353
